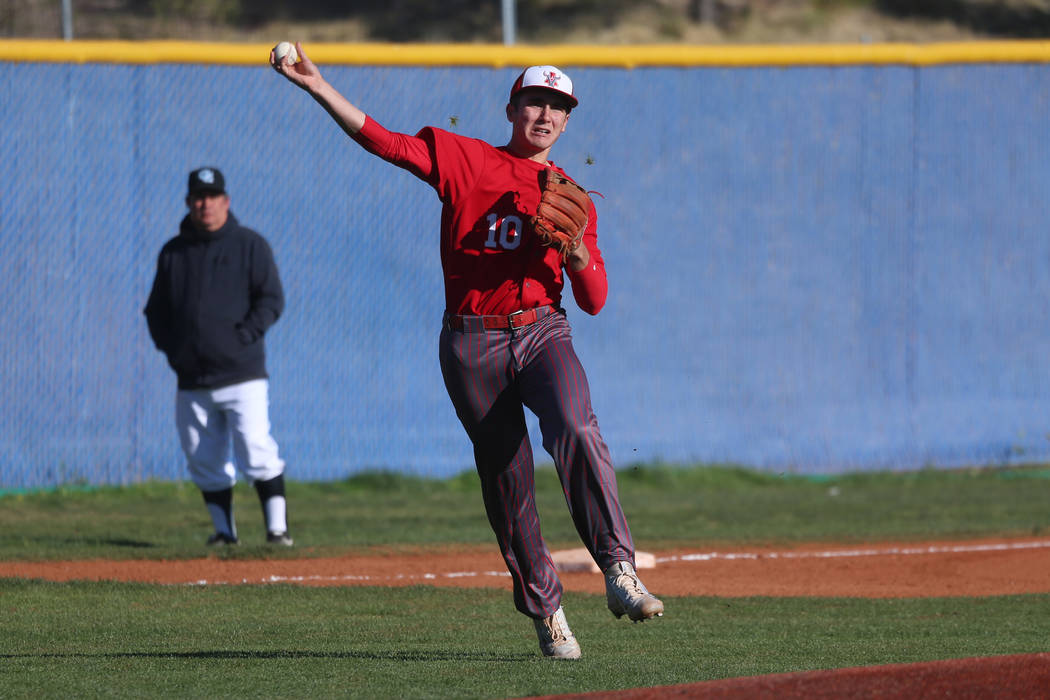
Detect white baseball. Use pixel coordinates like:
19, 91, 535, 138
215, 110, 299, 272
274, 41, 298, 64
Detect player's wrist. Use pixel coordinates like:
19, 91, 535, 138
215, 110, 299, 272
565, 244, 589, 271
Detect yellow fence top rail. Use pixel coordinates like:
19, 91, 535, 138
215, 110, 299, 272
4, 39, 1050, 67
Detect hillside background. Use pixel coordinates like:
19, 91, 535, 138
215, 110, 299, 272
5, 0, 1050, 43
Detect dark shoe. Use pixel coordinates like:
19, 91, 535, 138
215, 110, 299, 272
206, 532, 238, 546
266, 531, 294, 546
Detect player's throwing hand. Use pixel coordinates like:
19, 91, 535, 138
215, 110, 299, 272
270, 41, 320, 91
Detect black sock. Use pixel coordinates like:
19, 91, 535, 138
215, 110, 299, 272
201, 487, 235, 538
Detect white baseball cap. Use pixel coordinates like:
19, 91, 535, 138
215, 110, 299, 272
509, 65, 578, 108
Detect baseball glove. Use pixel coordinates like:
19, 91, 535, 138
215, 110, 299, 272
532, 169, 592, 259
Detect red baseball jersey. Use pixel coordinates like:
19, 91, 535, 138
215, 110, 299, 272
352, 117, 608, 316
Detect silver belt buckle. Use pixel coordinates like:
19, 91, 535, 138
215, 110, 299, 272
507, 308, 530, 330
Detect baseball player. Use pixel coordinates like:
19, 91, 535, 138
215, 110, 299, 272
144, 167, 293, 547
272, 44, 662, 659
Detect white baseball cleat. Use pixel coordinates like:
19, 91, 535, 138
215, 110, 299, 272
533, 606, 582, 660
605, 561, 664, 621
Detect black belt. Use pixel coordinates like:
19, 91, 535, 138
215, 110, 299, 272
445, 305, 556, 332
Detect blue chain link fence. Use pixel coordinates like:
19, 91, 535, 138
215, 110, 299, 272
2, 54, 1050, 488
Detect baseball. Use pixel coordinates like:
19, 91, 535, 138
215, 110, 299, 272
273, 41, 298, 64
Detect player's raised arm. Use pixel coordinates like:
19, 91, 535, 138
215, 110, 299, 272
270, 41, 366, 136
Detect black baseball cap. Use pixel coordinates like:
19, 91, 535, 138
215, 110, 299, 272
187, 167, 226, 196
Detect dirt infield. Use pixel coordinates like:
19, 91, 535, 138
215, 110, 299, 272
3, 536, 1049, 598
4, 536, 1049, 697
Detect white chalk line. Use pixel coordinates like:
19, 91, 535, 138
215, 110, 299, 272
188, 570, 512, 587
184, 539, 1050, 586
657, 539, 1050, 564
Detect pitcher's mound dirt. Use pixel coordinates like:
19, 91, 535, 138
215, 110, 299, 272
546, 653, 1050, 699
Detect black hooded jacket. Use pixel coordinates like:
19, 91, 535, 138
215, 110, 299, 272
144, 212, 284, 390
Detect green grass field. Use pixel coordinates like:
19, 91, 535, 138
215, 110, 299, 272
1, 464, 1048, 697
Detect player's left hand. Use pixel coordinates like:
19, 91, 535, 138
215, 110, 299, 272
531, 168, 592, 262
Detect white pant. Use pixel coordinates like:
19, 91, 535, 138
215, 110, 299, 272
175, 379, 284, 492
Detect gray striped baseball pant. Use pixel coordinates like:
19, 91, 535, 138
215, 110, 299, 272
439, 306, 636, 618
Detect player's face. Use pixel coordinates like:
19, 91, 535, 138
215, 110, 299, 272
506, 90, 571, 160
186, 191, 230, 233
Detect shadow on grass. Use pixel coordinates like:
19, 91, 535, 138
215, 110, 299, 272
74, 538, 157, 548
1, 649, 533, 662
0, 536, 158, 550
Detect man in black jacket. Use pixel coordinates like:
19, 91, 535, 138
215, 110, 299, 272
145, 167, 292, 546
